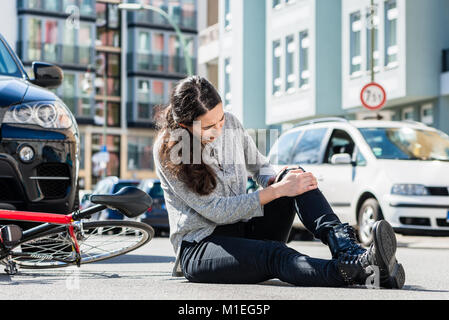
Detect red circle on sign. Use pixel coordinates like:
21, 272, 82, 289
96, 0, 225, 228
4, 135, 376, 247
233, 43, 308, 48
360, 82, 387, 111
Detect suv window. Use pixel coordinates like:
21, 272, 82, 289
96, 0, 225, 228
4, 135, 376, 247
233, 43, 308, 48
269, 130, 302, 165
0, 39, 21, 77
324, 129, 355, 163
291, 128, 327, 164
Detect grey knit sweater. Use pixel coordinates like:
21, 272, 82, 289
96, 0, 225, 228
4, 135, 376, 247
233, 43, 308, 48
153, 111, 277, 276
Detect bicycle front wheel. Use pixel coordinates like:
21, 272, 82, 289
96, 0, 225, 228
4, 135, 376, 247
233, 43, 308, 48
11, 220, 154, 269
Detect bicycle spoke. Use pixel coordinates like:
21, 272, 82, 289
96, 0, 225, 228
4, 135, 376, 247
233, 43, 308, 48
10, 221, 153, 269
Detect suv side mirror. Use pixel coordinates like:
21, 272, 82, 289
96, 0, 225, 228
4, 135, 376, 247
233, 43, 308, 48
31, 62, 64, 89
331, 153, 352, 165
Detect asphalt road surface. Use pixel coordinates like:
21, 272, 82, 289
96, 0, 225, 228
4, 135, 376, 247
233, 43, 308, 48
1, 234, 449, 300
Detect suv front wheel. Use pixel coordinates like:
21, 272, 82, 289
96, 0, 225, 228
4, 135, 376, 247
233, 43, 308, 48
357, 198, 383, 246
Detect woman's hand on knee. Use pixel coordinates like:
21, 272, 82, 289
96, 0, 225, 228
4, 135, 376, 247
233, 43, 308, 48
276, 170, 318, 197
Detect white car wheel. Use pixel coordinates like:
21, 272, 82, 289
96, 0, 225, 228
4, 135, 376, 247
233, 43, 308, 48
357, 198, 382, 246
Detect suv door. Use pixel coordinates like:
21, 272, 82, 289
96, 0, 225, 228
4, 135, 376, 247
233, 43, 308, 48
316, 128, 360, 224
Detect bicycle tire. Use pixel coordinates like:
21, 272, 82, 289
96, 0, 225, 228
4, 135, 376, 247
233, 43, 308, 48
10, 220, 154, 269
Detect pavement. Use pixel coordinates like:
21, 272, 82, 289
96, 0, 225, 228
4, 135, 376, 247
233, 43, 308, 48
1, 234, 449, 300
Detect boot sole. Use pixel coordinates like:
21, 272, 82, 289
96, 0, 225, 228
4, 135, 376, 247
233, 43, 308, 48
372, 220, 405, 289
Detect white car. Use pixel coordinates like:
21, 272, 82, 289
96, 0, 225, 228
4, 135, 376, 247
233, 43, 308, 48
267, 118, 449, 245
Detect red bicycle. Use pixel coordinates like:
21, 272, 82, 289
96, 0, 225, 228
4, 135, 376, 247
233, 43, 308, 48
0, 187, 155, 275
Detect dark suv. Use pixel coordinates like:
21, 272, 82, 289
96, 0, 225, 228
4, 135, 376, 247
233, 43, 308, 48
0, 34, 80, 215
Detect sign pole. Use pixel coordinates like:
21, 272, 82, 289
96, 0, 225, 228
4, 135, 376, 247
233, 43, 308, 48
369, 0, 380, 119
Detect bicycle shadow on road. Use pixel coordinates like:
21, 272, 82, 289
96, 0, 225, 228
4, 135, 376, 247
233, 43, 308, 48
93, 254, 175, 264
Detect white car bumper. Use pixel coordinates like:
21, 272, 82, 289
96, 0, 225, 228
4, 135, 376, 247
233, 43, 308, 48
382, 195, 449, 234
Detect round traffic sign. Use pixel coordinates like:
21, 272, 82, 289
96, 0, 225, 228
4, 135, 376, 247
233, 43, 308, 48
360, 82, 387, 111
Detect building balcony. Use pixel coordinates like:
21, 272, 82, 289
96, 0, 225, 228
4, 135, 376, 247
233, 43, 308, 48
127, 8, 197, 31
127, 52, 197, 76
16, 41, 95, 69
17, 0, 96, 19
198, 23, 219, 65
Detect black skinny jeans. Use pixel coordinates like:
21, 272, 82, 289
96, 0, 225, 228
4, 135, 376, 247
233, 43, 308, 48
180, 169, 346, 287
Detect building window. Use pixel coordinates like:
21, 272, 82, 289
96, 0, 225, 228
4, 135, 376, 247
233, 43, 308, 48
136, 79, 166, 121
57, 71, 94, 119
224, 0, 232, 31
182, 0, 196, 29
272, 40, 282, 96
43, 20, 59, 62
61, 72, 77, 113
96, 2, 120, 47
96, 52, 121, 97
137, 79, 151, 120
299, 30, 310, 89
127, 136, 154, 171
151, 80, 165, 107
224, 57, 232, 110
27, 17, 42, 61
402, 107, 415, 121
366, 12, 380, 72
91, 134, 120, 184
168, 34, 182, 73
350, 11, 362, 76
285, 35, 295, 93
420, 103, 434, 125
385, 0, 398, 68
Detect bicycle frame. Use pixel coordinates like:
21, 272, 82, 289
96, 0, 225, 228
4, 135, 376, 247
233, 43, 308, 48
0, 204, 107, 266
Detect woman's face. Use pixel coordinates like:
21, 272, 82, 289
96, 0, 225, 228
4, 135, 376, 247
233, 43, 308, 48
181, 103, 225, 144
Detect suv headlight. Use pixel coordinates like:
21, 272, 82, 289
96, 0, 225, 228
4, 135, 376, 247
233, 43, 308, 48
3, 100, 75, 129
391, 184, 429, 196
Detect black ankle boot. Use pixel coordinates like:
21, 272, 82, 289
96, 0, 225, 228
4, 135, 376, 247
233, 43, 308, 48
326, 223, 366, 259
336, 220, 405, 289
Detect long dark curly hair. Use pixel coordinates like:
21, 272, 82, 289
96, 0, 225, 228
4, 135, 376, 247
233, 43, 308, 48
155, 76, 222, 196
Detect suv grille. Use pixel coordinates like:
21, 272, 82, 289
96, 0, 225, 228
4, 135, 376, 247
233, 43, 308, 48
36, 163, 71, 199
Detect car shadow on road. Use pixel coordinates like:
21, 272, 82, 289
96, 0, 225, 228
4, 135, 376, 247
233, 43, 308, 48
221, 280, 449, 293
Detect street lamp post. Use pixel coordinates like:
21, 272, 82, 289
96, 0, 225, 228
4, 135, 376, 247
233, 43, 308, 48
118, 2, 194, 76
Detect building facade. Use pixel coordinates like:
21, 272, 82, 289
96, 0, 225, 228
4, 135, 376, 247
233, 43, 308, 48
8, 0, 198, 190
266, 0, 342, 130
266, 0, 449, 136
342, 0, 449, 135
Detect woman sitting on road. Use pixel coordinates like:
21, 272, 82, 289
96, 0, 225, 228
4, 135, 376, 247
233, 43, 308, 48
153, 76, 405, 289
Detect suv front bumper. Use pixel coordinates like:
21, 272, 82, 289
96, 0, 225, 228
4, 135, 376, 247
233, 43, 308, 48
0, 137, 78, 214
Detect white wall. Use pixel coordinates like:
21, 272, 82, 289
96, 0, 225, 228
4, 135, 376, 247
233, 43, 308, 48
218, 0, 244, 121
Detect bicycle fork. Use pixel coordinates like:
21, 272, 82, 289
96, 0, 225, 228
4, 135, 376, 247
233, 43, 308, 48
68, 223, 82, 267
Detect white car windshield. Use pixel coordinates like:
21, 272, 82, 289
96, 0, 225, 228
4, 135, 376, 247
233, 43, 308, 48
359, 127, 449, 161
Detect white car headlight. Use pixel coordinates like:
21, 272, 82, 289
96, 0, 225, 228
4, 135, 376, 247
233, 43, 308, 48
391, 184, 429, 196
3, 100, 75, 129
